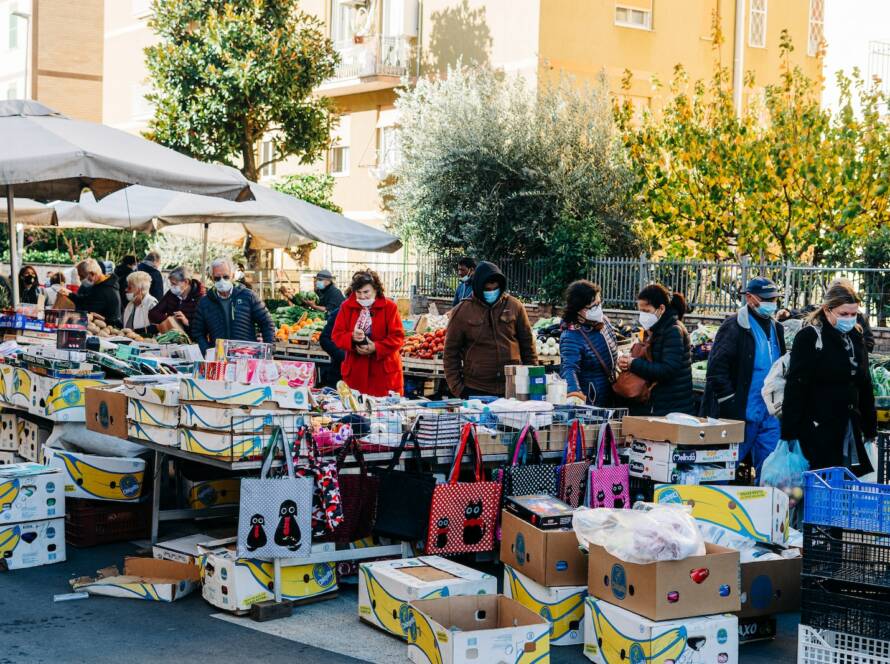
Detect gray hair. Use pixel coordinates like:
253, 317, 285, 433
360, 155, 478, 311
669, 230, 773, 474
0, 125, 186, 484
76, 258, 101, 278
168, 265, 192, 283
127, 270, 152, 294
144, 250, 161, 264
210, 256, 234, 274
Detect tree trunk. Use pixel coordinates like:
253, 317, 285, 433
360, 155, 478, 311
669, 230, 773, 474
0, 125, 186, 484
241, 137, 259, 183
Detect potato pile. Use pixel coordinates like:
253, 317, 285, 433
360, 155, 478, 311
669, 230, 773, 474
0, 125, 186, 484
86, 313, 144, 341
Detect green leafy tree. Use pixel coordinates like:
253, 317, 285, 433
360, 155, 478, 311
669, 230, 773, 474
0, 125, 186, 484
623, 28, 890, 264
273, 174, 341, 213
386, 66, 638, 301
145, 0, 339, 182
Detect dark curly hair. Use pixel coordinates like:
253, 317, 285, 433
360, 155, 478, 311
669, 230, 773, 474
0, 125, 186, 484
637, 283, 688, 321
562, 280, 603, 325
349, 269, 385, 297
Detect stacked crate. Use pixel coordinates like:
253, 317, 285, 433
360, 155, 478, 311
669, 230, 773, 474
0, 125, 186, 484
798, 467, 890, 662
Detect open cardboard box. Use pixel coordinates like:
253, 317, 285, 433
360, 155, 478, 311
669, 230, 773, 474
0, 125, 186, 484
503, 564, 586, 646
358, 556, 496, 639
623, 415, 745, 445
588, 542, 740, 621
85, 387, 129, 439
738, 555, 801, 618
71, 556, 199, 601
407, 595, 550, 664
500, 510, 587, 587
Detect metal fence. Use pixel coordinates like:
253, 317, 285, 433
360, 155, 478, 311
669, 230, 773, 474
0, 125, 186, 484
250, 255, 890, 326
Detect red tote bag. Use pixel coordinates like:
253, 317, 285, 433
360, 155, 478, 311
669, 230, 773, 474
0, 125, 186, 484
425, 423, 502, 555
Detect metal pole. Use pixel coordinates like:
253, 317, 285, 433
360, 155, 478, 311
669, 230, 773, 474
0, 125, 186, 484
6, 185, 20, 306
732, 0, 746, 118
273, 557, 282, 604
200, 223, 209, 279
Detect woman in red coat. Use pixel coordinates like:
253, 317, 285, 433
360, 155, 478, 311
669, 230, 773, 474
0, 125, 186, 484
332, 270, 405, 396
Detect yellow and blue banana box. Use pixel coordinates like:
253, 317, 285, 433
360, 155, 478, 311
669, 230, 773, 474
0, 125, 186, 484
0, 463, 64, 524
183, 477, 240, 510
0, 413, 17, 451
127, 398, 179, 428
44, 448, 145, 502
503, 564, 586, 646
128, 420, 179, 447
407, 594, 550, 664
0, 517, 66, 569
583, 596, 738, 664
180, 377, 309, 410
72, 556, 199, 601
654, 484, 789, 545
358, 556, 497, 639
197, 538, 337, 613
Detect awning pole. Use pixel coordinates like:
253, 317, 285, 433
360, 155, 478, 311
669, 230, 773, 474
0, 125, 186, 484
6, 185, 19, 306
200, 223, 209, 279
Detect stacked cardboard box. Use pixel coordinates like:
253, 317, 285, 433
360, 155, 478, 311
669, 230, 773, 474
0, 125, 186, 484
0, 463, 66, 569
500, 509, 588, 646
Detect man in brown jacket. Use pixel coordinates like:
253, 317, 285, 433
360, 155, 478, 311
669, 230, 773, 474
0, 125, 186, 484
444, 261, 537, 397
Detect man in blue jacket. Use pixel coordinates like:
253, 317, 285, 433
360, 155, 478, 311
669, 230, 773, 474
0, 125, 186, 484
452, 257, 475, 307
190, 256, 276, 355
704, 277, 786, 478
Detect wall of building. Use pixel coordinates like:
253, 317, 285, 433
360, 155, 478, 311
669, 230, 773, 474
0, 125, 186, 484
102, 0, 153, 131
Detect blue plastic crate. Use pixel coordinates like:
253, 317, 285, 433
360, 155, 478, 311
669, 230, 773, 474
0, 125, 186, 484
804, 467, 890, 535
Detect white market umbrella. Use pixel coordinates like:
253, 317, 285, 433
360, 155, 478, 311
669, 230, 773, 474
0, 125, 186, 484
0, 99, 251, 303
0, 198, 57, 225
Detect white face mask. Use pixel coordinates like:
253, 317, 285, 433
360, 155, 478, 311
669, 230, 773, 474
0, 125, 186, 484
215, 277, 233, 295
234, 270, 244, 281
126, 292, 135, 302
357, 297, 375, 308
584, 305, 603, 322
639, 311, 659, 330
81, 278, 94, 288
170, 284, 182, 297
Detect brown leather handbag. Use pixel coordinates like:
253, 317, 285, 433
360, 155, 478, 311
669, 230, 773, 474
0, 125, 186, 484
612, 336, 656, 403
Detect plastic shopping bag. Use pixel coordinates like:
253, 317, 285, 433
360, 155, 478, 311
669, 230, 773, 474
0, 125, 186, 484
760, 439, 810, 490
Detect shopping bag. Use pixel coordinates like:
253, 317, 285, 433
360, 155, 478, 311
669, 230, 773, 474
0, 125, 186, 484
237, 426, 313, 558
293, 428, 344, 538
372, 424, 437, 542
425, 423, 502, 555
557, 419, 590, 508
760, 439, 810, 489
331, 437, 379, 544
500, 425, 558, 498
587, 421, 630, 509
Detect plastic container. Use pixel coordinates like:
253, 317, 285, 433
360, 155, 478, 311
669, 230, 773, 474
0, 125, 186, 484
801, 576, 890, 642
803, 467, 890, 535
803, 523, 890, 589
798, 624, 890, 664
878, 431, 890, 485
65, 497, 152, 547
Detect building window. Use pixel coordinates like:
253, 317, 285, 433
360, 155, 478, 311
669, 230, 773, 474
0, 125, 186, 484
749, 0, 767, 48
377, 126, 401, 169
614, 4, 652, 31
260, 139, 277, 178
868, 41, 890, 97
808, 0, 824, 56
8, 4, 19, 49
330, 0, 356, 46
328, 146, 349, 176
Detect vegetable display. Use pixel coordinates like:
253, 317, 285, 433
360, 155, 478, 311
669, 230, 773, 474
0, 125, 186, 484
271, 305, 325, 327
535, 337, 560, 357
402, 330, 446, 360
156, 330, 190, 345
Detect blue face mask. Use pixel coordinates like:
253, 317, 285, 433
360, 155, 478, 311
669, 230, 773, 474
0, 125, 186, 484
483, 289, 501, 304
756, 301, 777, 318
834, 316, 856, 333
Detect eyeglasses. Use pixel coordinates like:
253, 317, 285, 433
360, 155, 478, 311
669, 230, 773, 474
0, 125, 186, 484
212, 276, 231, 282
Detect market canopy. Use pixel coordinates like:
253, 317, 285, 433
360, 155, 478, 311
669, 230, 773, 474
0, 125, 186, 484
0, 198, 57, 225
53, 183, 402, 253
0, 100, 251, 202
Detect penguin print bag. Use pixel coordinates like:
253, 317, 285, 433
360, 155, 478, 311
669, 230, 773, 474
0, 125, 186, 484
586, 421, 630, 509
425, 423, 502, 555
238, 426, 313, 559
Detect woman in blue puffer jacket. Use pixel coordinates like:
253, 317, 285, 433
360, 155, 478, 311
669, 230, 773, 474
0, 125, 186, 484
559, 280, 618, 406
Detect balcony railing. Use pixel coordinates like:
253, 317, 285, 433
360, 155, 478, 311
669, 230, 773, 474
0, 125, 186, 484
329, 35, 413, 82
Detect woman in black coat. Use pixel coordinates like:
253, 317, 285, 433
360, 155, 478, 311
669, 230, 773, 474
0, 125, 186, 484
618, 284, 694, 416
781, 280, 876, 475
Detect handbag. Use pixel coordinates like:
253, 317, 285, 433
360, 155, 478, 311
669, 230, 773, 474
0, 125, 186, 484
587, 421, 630, 509
372, 424, 437, 542
500, 425, 559, 498
612, 337, 656, 403
293, 428, 344, 538
237, 426, 313, 558
557, 419, 590, 508
425, 423, 502, 555
332, 437, 379, 544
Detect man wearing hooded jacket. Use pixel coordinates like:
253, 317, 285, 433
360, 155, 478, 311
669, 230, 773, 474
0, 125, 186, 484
444, 261, 537, 398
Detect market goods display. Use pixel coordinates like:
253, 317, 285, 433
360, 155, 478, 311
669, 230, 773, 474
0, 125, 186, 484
86, 313, 145, 341
401, 329, 445, 360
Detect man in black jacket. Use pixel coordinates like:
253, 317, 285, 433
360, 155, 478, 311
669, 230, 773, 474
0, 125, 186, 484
113, 255, 137, 316
190, 256, 276, 355
63, 258, 123, 328
704, 277, 786, 477
318, 305, 346, 387
137, 251, 164, 302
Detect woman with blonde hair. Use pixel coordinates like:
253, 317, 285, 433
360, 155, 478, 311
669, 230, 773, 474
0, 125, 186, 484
781, 279, 877, 475
122, 270, 158, 337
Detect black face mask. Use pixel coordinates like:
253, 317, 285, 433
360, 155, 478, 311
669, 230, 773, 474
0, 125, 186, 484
23, 276, 35, 286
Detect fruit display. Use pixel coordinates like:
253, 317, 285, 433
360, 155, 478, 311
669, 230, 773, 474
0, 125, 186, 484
402, 329, 446, 360
275, 315, 326, 343
424, 314, 449, 330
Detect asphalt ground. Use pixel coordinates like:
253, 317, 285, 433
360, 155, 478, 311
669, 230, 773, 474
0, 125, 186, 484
0, 535, 799, 664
